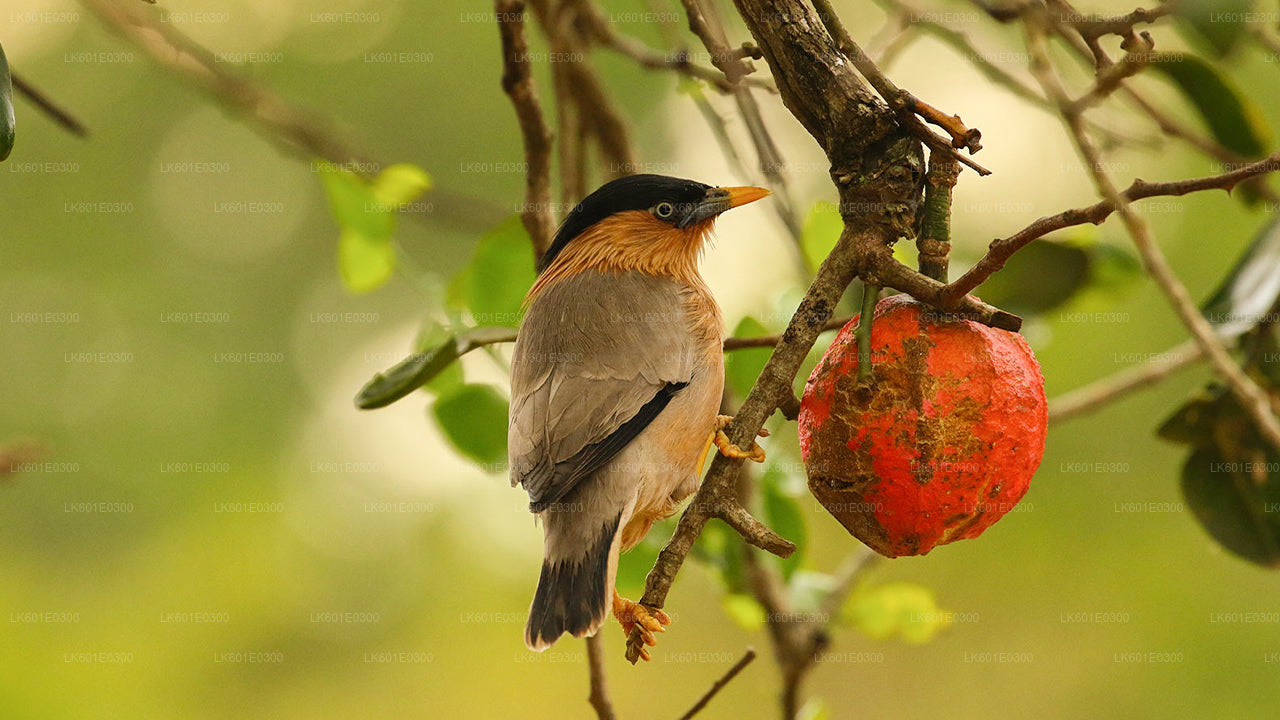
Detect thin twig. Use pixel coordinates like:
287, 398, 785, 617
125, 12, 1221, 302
722, 316, 851, 350
77, 0, 501, 231
496, 0, 556, 259
10, 74, 89, 137
585, 634, 617, 720
940, 152, 1280, 306
872, 0, 1136, 149
0, 438, 48, 479
679, 0, 804, 240
1050, 0, 1173, 44
676, 648, 758, 720
576, 3, 775, 94
1024, 13, 1280, 452
1049, 339, 1206, 422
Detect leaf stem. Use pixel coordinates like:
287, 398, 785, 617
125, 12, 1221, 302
857, 284, 880, 382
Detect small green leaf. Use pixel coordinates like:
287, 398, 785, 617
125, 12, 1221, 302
415, 323, 465, 394
801, 202, 843, 270
721, 593, 766, 632
1201, 215, 1280, 339
0, 41, 15, 161
1182, 444, 1280, 567
843, 582, 951, 643
320, 163, 396, 293
726, 316, 772, 398
373, 163, 431, 207
762, 464, 807, 578
320, 163, 393, 238
463, 216, 537, 326
797, 699, 830, 720
338, 229, 396, 294
1152, 55, 1270, 159
1172, 0, 1254, 56
355, 326, 517, 409
431, 384, 510, 468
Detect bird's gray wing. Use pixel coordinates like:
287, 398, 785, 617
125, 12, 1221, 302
509, 270, 695, 511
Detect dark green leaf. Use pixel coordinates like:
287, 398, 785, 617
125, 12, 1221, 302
355, 326, 517, 409
431, 384, 510, 468
1152, 55, 1270, 159
1251, 327, 1280, 387
415, 322, 466, 394
726, 316, 772, 398
1201, 215, 1280, 339
1172, 0, 1254, 56
762, 464, 806, 578
464, 215, 537, 327
1181, 444, 1280, 567
0, 41, 14, 162
978, 239, 1089, 315
1157, 388, 1225, 446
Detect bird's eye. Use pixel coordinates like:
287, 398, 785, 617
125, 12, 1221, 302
653, 202, 675, 219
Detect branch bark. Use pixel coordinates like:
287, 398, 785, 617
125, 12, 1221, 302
585, 634, 617, 720
496, 0, 557, 258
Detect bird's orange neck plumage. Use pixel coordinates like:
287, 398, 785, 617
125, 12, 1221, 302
528, 210, 715, 301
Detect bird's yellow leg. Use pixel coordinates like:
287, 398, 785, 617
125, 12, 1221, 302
612, 588, 670, 662
712, 414, 768, 463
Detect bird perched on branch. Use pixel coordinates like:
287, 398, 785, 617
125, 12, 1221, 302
509, 174, 770, 658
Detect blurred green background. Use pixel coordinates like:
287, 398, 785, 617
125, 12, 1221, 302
3, 0, 1280, 718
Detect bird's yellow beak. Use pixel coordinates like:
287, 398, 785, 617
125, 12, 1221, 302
676, 185, 771, 227
721, 186, 772, 208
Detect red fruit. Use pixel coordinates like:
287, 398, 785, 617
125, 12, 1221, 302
798, 295, 1047, 558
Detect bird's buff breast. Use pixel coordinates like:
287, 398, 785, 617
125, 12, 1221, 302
617, 286, 724, 549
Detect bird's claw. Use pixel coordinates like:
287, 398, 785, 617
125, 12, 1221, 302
712, 415, 768, 463
614, 590, 670, 662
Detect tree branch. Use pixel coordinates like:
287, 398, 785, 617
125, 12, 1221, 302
1023, 11, 1280, 452
676, 648, 758, 720
10, 73, 89, 137
496, 0, 557, 259
1049, 339, 1206, 423
940, 152, 1280, 306
678, 0, 804, 239
585, 634, 617, 720
575, 2, 775, 94
810, 0, 989, 171
77, 0, 501, 231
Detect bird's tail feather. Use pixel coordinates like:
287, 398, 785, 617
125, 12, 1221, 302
524, 514, 621, 651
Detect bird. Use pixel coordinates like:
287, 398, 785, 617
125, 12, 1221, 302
508, 174, 770, 658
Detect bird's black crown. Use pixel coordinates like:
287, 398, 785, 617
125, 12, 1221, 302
539, 174, 712, 272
